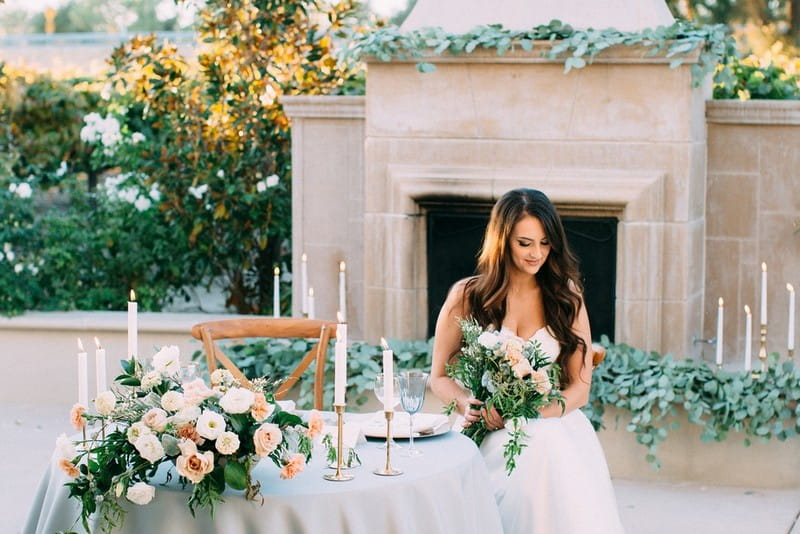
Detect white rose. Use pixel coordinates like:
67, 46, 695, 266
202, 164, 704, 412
14, 183, 32, 198
131, 132, 146, 144
161, 390, 185, 412
196, 410, 226, 440
127, 421, 152, 444
134, 433, 165, 463
477, 331, 500, 350
215, 431, 240, 455
126, 482, 155, 505
55, 433, 77, 459
152, 345, 181, 374
134, 196, 151, 212
210, 368, 233, 385
94, 390, 116, 416
171, 405, 201, 426
141, 370, 163, 391
142, 408, 168, 432
219, 387, 255, 414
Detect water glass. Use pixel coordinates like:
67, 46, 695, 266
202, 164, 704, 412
373, 373, 401, 449
399, 371, 428, 457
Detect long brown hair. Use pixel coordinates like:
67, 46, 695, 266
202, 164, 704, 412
464, 188, 587, 385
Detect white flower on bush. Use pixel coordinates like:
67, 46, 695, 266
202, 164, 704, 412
255, 174, 279, 192
131, 132, 146, 144
142, 408, 168, 432
55, 161, 68, 177
94, 391, 116, 416
8, 182, 32, 199
134, 196, 152, 212
127, 421, 152, 445
80, 113, 121, 148
216, 169, 224, 178
196, 410, 226, 440
134, 433, 165, 463
188, 184, 208, 199
215, 431, 240, 455
141, 370, 163, 391
152, 345, 181, 374
55, 433, 77, 459
219, 387, 254, 414
161, 390, 185, 412
477, 331, 500, 350
148, 183, 161, 202
14, 264, 23, 274
126, 482, 155, 506
171, 405, 201, 426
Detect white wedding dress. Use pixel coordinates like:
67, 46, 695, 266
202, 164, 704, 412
480, 326, 625, 533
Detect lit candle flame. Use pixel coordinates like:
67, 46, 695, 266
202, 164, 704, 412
308, 287, 314, 297
301, 252, 307, 262
340, 261, 346, 272
762, 262, 767, 272
380, 337, 389, 350
77, 338, 85, 352
94, 336, 102, 349
274, 266, 280, 276
718, 297, 724, 307
788, 283, 795, 293
337, 311, 345, 323
129, 289, 136, 302
744, 305, 751, 315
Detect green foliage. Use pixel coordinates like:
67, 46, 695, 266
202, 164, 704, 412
586, 338, 800, 468
713, 56, 800, 99
341, 19, 734, 87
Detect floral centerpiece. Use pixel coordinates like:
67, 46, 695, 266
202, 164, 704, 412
446, 318, 563, 474
57, 346, 320, 533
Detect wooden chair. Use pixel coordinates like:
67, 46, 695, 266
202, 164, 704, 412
591, 343, 606, 368
191, 318, 337, 410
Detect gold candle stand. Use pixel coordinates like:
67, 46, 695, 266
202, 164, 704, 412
323, 404, 353, 482
758, 323, 768, 373
373, 411, 402, 476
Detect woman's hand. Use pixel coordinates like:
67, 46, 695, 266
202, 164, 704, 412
462, 398, 505, 431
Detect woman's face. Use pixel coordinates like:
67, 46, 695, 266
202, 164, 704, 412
507, 215, 551, 277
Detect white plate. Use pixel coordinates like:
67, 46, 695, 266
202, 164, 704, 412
362, 413, 451, 439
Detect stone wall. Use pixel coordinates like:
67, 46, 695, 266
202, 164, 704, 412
704, 101, 800, 366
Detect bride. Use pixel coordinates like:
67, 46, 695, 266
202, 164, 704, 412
430, 188, 625, 533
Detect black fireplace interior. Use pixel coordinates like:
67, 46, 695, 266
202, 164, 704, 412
424, 200, 617, 342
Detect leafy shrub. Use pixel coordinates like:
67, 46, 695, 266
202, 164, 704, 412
713, 55, 800, 99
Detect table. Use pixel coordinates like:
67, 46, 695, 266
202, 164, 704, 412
24, 430, 503, 534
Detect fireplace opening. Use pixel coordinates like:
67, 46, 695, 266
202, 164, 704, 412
423, 200, 617, 342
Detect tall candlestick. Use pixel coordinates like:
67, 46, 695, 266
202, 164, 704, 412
273, 266, 280, 318
94, 337, 107, 394
716, 298, 724, 367
307, 287, 315, 320
77, 338, 88, 408
788, 283, 796, 355
760, 262, 768, 325
338, 261, 347, 323
334, 312, 347, 405
127, 289, 138, 359
301, 253, 308, 316
744, 305, 752, 372
380, 337, 394, 412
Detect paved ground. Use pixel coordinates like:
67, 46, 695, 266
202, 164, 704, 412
4, 403, 800, 534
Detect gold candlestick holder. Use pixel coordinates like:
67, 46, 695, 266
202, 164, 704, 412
323, 404, 353, 482
373, 411, 402, 476
789, 349, 795, 360
758, 323, 768, 373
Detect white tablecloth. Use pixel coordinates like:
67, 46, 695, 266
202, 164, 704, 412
24, 430, 503, 534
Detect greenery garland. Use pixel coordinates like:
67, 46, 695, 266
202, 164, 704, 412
340, 19, 735, 86
207, 335, 800, 468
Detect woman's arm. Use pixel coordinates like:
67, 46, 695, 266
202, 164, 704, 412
539, 296, 594, 418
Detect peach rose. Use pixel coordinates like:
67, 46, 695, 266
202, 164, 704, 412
306, 410, 323, 439
279, 453, 306, 480
532, 369, 552, 395
59, 458, 80, 478
250, 392, 274, 422
177, 424, 204, 445
512, 358, 533, 379
142, 408, 168, 432
504, 347, 523, 366
175, 439, 214, 484
70, 403, 86, 431
253, 423, 282, 458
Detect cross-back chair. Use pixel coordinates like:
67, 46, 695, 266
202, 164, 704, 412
191, 318, 337, 410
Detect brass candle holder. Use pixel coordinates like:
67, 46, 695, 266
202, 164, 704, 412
373, 411, 402, 477
323, 404, 353, 482
758, 323, 768, 373
789, 349, 795, 360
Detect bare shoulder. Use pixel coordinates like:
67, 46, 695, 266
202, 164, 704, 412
443, 277, 474, 316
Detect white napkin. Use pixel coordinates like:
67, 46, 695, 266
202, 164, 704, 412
361, 411, 450, 438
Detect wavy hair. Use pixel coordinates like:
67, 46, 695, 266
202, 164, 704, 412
464, 188, 587, 385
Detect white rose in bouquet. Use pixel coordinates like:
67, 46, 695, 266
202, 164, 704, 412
477, 331, 500, 349
219, 387, 255, 414
126, 422, 152, 445
126, 482, 155, 505
134, 434, 165, 463
152, 345, 181, 374
161, 390, 185, 412
215, 431, 241, 455
140, 370, 163, 391
94, 391, 116, 416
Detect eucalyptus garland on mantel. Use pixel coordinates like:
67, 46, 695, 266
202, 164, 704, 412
341, 19, 734, 86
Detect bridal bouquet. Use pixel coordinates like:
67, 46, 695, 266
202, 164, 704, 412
59, 347, 319, 533
447, 318, 563, 474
